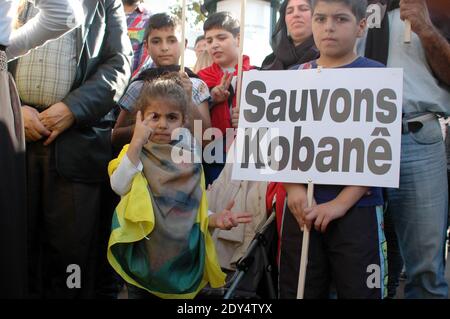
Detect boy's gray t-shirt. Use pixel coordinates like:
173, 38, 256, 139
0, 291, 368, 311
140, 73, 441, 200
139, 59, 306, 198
357, 9, 450, 115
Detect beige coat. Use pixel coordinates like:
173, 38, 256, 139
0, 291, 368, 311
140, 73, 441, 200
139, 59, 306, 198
207, 161, 268, 270
0, 52, 24, 152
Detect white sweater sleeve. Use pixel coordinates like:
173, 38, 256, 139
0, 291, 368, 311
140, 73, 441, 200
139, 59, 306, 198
110, 154, 143, 196
6, 0, 84, 60
0, 0, 18, 47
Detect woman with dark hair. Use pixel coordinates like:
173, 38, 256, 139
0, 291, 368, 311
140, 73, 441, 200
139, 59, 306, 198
261, 0, 318, 70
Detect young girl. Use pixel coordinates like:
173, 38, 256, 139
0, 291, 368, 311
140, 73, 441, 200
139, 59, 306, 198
107, 73, 251, 299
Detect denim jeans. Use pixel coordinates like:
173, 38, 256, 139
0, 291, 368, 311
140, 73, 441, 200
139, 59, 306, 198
385, 117, 449, 298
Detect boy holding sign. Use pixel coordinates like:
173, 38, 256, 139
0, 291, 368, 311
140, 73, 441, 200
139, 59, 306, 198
283, 0, 387, 298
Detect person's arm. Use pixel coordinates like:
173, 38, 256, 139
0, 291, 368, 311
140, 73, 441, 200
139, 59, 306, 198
399, 0, 450, 85
6, 0, 84, 60
210, 72, 232, 106
21, 105, 51, 142
283, 183, 317, 230
179, 74, 212, 133
194, 100, 212, 130
126, 111, 152, 166
417, 28, 450, 85
0, 0, 19, 47
193, 78, 212, 130
111, 110, 153, 196
61, 0, 133, 127
110, 153, 143, 196
208, 200, 252, 230
303, 186, 369, 232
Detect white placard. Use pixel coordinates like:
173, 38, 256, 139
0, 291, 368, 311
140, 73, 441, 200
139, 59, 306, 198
231, 68, 403, 188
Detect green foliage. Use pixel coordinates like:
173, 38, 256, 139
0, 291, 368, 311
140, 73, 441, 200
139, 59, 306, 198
171, 1, 206, 27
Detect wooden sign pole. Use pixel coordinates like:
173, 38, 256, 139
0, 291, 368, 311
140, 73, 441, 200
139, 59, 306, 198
404, 19, 411, 43
235, 0, 246, 110
297, 180, 314, 299
180, 0, 187, 71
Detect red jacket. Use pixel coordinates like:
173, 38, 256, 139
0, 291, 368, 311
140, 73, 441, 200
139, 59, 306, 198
266, 182, 287, 265
198, 55, 254, 136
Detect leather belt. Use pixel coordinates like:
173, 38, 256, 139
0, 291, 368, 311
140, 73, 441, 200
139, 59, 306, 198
402, 113, 436, 134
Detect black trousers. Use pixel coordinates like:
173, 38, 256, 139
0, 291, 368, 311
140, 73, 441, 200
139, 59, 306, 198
384, 206, 404, 298
26, 141, 103, 298
279, 204, 385, 299
0, 122, 27, 298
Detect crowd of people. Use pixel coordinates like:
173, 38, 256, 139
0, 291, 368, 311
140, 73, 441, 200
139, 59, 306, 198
0, 0, 449, 299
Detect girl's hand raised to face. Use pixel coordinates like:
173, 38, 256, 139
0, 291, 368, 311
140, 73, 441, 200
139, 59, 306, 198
132, 111, 154, 148
127, 111, 154, 167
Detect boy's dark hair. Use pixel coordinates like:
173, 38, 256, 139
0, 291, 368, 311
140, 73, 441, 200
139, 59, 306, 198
311, 0, 368, 21
195, 35, 205, 46
136, 73, 189, 123
203, 12, 240, 37
144, 13, 180, 42
122, 0, 141, 6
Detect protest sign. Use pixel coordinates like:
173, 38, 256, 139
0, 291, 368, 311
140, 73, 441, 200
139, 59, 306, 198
232, 68, 403, 188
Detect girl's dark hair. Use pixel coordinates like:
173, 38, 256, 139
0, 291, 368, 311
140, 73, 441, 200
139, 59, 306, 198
135, 73, 189, 123
134, 65, 199, 83
203, 12, 240, 37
